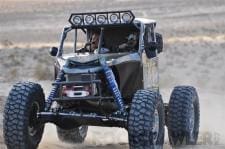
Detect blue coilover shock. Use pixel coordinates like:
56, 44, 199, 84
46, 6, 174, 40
45, 70, 64, 111
100, 57, 125, 112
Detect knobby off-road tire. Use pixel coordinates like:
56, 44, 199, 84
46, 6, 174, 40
128, 89, 165, 149
3, 82, 45, 149
57, 126, 88, 143
167, 86, 200, 146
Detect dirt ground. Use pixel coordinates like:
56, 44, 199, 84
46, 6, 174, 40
0, 0, 225, 148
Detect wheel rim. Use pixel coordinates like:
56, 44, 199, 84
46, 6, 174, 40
28, 101, 40, 137
188, 103, 195, 141
152, 108, 159, 144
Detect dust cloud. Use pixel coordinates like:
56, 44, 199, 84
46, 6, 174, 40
1, 0, 225, 148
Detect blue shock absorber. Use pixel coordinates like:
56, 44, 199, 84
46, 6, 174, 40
100, 57, 125, 112
45, 70, 64, 111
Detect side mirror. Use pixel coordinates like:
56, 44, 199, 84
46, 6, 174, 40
49, 47, 58, 57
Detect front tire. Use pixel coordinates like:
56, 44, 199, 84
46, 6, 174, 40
3, 82, 45, 149
128, 89, 165, 149
57, 126, 88, 143
167, 86, 200, 146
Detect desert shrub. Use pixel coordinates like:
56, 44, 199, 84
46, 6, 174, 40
0, 39, 13, 47
9, 68, 18, 79
33, 63, 53, 80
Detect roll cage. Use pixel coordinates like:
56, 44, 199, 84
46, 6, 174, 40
56, 10, 157, 58
56, 25, 141, 57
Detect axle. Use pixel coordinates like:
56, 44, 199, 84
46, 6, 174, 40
37, 111, 127, 128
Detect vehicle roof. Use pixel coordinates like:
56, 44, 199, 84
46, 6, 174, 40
134, 18, 156, 25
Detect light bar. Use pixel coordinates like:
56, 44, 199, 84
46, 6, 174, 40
69, 10, 135, 27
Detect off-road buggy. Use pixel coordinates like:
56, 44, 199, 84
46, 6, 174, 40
3, 10, 200, 149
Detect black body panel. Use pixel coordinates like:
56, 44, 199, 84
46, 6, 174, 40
115, 61, 143, 101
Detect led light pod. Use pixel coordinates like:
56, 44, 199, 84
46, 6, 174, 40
85, 15, 95, 25
72, 16, 82, 25
109, 13, 119, 24
121, 12, 132, 23
97, 15, 107, 24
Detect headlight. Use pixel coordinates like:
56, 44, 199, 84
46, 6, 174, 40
72, 16, 82, 25
110, 13, 119, 23
85, 15, 95, 25
97, 15, 107, 24
121, 12, 132, 23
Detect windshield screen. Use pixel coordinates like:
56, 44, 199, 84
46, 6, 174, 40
62, 25, 139, 55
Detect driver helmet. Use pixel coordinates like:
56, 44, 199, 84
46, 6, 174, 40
127, 33, 137, 41
127, 33, 138, 48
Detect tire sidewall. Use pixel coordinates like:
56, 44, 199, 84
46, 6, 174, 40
25, 88, 45, 147
155, 95, 165, 145
186, 90, 199, 144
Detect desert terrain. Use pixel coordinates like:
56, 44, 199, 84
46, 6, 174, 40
0, 0, 225, 148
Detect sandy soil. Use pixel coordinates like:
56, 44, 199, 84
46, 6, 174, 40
0, 0, 225, 148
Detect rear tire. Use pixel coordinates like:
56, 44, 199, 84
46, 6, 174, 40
167, 86, 200, 146
128, 89, 165, 149
3, 82, 45, 149
57, 126, 88, 143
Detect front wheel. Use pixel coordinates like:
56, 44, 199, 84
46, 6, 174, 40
3, 82, 45, 149
128, 89, 165, 149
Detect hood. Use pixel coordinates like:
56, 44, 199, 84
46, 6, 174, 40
57, 52, 141, 74
66, 52, 130, 64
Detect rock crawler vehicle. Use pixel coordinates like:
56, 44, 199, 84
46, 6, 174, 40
3, 10, 200, 149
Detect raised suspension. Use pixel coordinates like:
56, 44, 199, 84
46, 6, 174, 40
100, 57, 125, 113
45, 70, 64, 111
